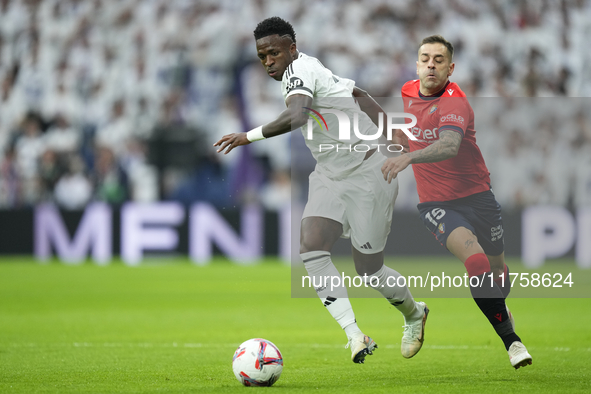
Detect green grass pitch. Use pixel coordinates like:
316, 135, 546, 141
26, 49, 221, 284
1, 257, 590, 393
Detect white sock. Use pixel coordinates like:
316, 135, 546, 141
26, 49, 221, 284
367, 265, 423, 322
301, 251, 361, 339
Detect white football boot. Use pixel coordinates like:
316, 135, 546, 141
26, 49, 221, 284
508, 341, 533, 369
401, 301, 429, 358
346, 334, 377, 364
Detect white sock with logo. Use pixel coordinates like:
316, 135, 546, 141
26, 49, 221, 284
301, 251, 362, 340
367, 265, 423, 321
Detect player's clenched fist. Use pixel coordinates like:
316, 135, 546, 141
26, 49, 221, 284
381, 155, 412, 184
214, 133, 250, 154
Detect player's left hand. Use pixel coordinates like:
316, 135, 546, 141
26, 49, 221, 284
213, 133, 250, 154
381, 155, 411, 183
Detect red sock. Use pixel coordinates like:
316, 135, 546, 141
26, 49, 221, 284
463, 253, 490, 277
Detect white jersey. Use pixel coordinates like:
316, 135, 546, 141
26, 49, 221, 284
281, 52, 377, 179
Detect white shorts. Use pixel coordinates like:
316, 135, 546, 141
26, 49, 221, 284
302, 152, 399, 254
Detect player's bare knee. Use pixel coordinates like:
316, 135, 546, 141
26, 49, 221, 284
446, 227, 484, 261
300, 232, 332, 253
352, 249, 383, 276
300, 218, 342, 253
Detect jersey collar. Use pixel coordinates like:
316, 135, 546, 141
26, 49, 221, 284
418, 80, 450, 100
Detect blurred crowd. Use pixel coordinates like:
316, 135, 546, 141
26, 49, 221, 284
0, 0, 589, 211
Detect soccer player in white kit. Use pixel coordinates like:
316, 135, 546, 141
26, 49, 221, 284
215, 17, 428, 363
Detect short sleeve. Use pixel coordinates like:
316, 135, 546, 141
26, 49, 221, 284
284, 61, 315, 99
438, 97, 469, 137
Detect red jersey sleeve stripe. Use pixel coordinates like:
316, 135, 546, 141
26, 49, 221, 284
439, 125, 464, 137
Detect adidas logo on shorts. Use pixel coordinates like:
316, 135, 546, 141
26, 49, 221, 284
360, 242, 372, 250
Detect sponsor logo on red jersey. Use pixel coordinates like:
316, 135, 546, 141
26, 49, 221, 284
440, 114, 465, 125
410, 127, 439, 141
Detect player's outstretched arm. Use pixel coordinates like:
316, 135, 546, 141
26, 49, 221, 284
406, 129, 461, 163
264, 94, 313, 138
381, 130, 461, 183
352, 87, 386, 132
353, 87, 408, 152
214, 94, 312, 155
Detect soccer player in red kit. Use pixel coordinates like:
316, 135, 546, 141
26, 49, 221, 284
381, 35, 533, 369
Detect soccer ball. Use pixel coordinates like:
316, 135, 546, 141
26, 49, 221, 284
232, 338, 283, 387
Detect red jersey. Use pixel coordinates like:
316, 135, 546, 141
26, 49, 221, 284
401, 79, 490, 203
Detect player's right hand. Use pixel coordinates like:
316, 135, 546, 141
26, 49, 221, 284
381, 155, 411, 184
213, 133, 251, 154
